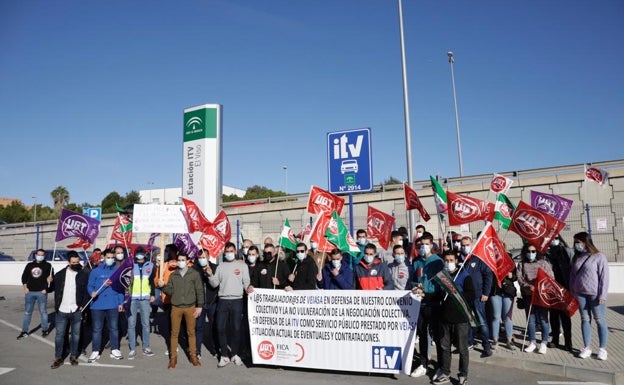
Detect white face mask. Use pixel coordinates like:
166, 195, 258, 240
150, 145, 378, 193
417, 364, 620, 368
224, 253, 235, 261
198, 258, 208, 267
526, 252, 537, 261
364, 255, 374, 264
445, 262, 456, 272
453, 241, 461, 250
135, 254, 145, 260
461, 245, 472, 256
242, 247, 249, 255
357, 238, 367, 246
416, 232, 423, 238
394, 254, 406, 264
397, 239, 403, 246
331, 260, 341, 269
551, 239, 560, 247
115, 253, 124, 261
419, 244, 431, 256
247, 255, 257, 264
105, 258, 115, 267
296, 252, 306, 261
310, 242, 318, 250
35, 254, 45, 262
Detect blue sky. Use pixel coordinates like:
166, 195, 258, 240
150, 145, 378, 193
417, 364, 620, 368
1, 0, 623, 207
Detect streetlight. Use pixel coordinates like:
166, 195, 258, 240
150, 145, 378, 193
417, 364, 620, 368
32, 196, 37, 222
147, 181, 154, 203
282, 166, 288, 194
448, 51, 464, 177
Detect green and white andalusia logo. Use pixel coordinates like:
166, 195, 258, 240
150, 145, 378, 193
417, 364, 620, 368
184, 107, 218, 141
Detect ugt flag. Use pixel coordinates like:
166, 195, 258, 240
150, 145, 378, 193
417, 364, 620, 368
325, 211, 360, 256
309, 214, 335, 253
212, 209, 232, 242
446, 191, 495, 226
109, 257, 134, 294
174, 233, 201, 260
585, 165, 609, 187
508, 201, 565, 254
199, 226, 226, 258
55, 209, 100, 244
469, 223, 516, 287
489, 173, 514, 195
182, 198, 212, 233
531, 268, 579, 317
530, 190, 573, 222
307, 185, 345, 216
366, 205, 395, 250
403, 183, 430, 221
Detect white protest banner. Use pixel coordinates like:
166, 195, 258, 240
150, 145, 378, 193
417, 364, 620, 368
132, 204, 188, 234
248, 289, 420, 374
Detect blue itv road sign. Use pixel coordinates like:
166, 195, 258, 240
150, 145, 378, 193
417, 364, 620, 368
327, 128, 373, 194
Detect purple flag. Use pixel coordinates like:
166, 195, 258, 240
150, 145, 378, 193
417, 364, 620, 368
174, 233, 200, 260
147, 232, 160, 249
55, 209, 100, 243
530, 190, 573, 222
109, 257, 134, 294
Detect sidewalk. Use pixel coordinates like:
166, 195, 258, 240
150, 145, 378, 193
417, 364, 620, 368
468, 293, 624, 385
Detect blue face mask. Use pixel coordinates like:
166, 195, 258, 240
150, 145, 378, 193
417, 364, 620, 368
105, 258, 115, 267
198, 258, 208, 267
394, 255, 406, 264
574, 243, 584, 252
526, 251, 536, 261
135, 254, 145, 260
331, 260, 341, 268
224, 253, 235, 261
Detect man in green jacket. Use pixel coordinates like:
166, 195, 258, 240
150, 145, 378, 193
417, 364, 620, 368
158, 252, 204, 369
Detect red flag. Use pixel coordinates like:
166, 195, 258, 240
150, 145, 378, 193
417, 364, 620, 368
212, 209, 231, 242
66, 238, 91, 250
489, 173, 514, 195
111, 215, 132, 245
403, 183, 431, 221
309, 214, 334, 252
182, 198, 212, 233
366, 206, 395, 250
469, 223, 515, 286
585, 166, 609, 187
296, 223, 312, 240
508, 201, 565, 254
447, 191, 495, 226
307, 186, 345, 216
531, 268, 579, 317
199, 226, 226, 257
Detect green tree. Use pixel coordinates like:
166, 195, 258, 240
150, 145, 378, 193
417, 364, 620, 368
101, 192, 122, 213
244, 185, 286, 200
50, 186, 70, 212
222, 193, 243, 202
0, 200, 30, 223
382, 176, 402, 185
124, 190, 141, 206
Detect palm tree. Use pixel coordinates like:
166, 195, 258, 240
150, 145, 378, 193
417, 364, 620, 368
50, 186, 70, 212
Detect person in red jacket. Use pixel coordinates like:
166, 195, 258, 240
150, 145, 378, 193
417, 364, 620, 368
353, 244, 393, 290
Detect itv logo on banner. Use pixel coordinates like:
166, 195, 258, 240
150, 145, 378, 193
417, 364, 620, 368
371, 346, 401, 370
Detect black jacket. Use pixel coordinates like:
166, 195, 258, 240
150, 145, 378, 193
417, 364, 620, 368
194, 260, 219, 307
257, 257, 291, 289
53, 266, 89, 312
289, 256, 318, 290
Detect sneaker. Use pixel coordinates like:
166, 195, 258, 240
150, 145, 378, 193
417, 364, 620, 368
480, 349, 493, 358
597, 348, 608, 361
16, 331, 29, 340
69, 356, 79, 366
524, 342, 537, 353
538, 342, 548, 354
432, 368, 443, 381
128, 350, 136, 360
458, 375, 468, 385
578, 346, 592, 359
51, 358, 64, 369
433, 374, 451, 384
218, 357, 230, 367
507, 341, 517, 352
110, 349, 123, 360
232, 355, 243, 366
142, 349, 155, 357
491, 341, 498, 350
196, 354, 201, 360
410, 365, 427, 378
467, 344, 474, 351
42, 329, 50, 337
88, 352, 100, 363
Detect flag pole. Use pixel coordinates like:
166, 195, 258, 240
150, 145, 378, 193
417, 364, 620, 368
521, 302, 533, 351
273, 236, 284, 289
159, 233, 166, 282
81, 280, 108, 311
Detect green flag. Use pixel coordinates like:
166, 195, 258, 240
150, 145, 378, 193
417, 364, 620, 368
430, 176, 448, 218
278, 219, 298, 251
494, 193, 516, 230
324, 211, 360, 256
432, 269, 478, 327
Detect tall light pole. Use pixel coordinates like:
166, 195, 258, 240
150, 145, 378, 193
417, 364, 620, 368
282, 166, 288, 194
147, 181, 154, 204
448, 51, 464, 177
32, 196, 37, 222
398, 0, 415, 239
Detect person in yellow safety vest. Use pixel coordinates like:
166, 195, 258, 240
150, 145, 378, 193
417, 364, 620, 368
126, 246, 156, 360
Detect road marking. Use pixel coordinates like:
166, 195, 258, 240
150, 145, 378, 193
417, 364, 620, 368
0, 368, 15, 376
0, 318, 133, 369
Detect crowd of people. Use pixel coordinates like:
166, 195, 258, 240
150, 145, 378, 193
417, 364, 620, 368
17, 226, 610, 384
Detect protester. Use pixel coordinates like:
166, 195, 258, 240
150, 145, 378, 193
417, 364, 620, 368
17, 248, 53, 339
241, 246, 261, 359
285, 243, 318, 291
545, 235, 573, 351
388, 244, 414, 290
207, 242, 250, 367
380, 231, 403, 264
353, 243, 392, 290
87, 249, 125, 362
461, 236, 494, 357
397, 226, 412, 257
126, 246, 156, 359
158, 252, 204, 369
570, 232, 609, 360
51, 251, 89, 369
255, 243, 291, 289
237, 238, 253, 260
517, 244, 554, 354
113, 245, 129, 347
154, 244, 179, 356
410, 232, 444, 379
489, 266, 517, 351
194, 248, 219, 360
435, 251, 474, 385
317, 248, 354, 290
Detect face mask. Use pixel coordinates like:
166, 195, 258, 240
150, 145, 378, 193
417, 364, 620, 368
115, 253, 124, 261
526, 252, 536, 261
419, 244, 431, 256
242, 248, 249, 255
296, 252, 306, 261
35, 255, 45, 262
357, 238, 367, 246
461, 245, 471, 256
453, 241, 461, 250
445, 262, 456, 272
394, 255, 405, 264
247, 255, 257, 264
263, 251, 272, 259
135, 254, 145, 260
397, 239, 403, 246
310, 242, 318, 250
178, 261, 187, 269
224, 253, 235, 261
70, 264, 82, 271
105, 258, 115, 267
550, 239, 560, 247
364, 255, 374, 264
416, 232, 423, 239
574, 243, 584, 252
332, 260, 341, 269
197, 258, 208, 267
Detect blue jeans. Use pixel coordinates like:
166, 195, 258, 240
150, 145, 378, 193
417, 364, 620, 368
91, 308, 120, 352
54, 311, 82, 358
216, 299, 243, 357
22, 291, 49, 332
469, 299, 491, 349
576, 294, 608, 348
525, 296, 549, 343
127, 299, 151, 351
490, 294, 514, 342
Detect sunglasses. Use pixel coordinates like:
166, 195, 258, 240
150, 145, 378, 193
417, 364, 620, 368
296, 249, 306, 253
